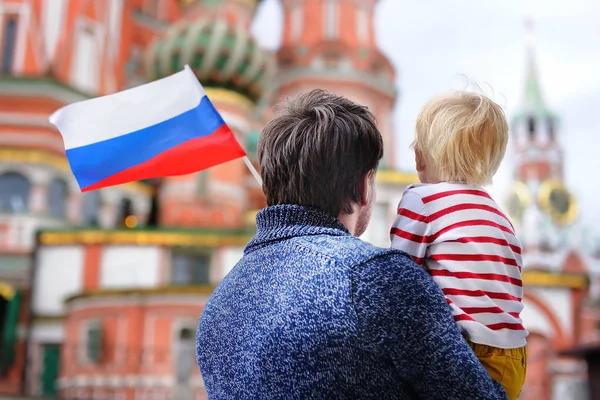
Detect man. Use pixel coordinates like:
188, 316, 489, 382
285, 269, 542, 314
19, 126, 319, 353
196, 90, 508, 399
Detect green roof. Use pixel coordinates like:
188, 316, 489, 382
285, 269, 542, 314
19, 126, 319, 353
246, 132, 259, 154
513, 40, 558, 122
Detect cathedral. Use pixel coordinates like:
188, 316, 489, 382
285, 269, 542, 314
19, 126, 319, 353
0, 0, 596, 399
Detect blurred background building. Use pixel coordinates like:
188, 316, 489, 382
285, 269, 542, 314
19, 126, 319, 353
0, 0, 597, 399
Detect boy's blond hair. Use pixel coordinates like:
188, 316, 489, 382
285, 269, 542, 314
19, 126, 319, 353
412, 91, 508, 186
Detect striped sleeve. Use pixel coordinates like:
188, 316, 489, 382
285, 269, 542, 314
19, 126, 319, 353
390, 190, 430, 265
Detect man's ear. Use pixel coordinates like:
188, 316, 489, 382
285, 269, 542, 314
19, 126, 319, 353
359, 170, 375, 206
415, 150, 426, 172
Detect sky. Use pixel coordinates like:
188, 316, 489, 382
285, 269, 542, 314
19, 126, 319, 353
251, 0, 600, 239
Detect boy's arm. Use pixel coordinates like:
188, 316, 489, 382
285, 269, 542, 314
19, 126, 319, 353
390, 190, 429, 264
351, 253, 508, 400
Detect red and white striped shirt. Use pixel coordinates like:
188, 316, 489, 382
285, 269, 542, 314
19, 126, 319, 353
390, 182, 527, 349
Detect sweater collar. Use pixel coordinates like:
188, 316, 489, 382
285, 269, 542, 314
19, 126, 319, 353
245, 204, 350, 254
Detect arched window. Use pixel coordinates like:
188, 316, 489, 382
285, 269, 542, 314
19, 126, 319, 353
197, 171, 208, 196
0, 172, 30, 213
179, 327, 194, 341
81, 191, 101, 226
117, 198, 136, 228
174, 326, 196, 385
527, 116, 536, 140
547, 118, 556, 141
48, 179, 68, 218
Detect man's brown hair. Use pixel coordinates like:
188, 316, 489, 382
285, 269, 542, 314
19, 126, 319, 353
257, 89, 384, 216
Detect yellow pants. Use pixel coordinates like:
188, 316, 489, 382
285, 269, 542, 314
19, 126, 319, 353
468, 341, 527, 400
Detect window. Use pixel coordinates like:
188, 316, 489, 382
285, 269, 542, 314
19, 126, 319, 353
174, 327, 196, 385
0, 295, 7, 375
0, 289, 20, 376
527, 116, 536, 140
172, 252, 210, 285
356, 7, 368, 44
81, 191, 101, 225
48, 179, 68, 218
197, 171, 208, 196
72, 23, 99, 93
291, 4, 303, 40
147, 190, 160, 227
0, 172, 30, 213
324, 0, 338, 39
125, 45, 142, 76
547, 117, 556, 141
1, 17, 18, 73
148, 0, 159, 16
82, 320, 102, 364
117, 198, 136, 227
40, 344, 61, 396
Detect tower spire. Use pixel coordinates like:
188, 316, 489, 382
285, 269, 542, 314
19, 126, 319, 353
522, 17, 550, 116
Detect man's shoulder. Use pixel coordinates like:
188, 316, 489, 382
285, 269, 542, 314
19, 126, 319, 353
295, 234, 415, 270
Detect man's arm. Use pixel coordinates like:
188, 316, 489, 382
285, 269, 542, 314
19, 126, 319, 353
351, 252, 507, 400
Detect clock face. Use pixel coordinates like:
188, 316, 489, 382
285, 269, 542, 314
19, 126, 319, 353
538, 180, 577, 226
506, 192, 524, 221
504, 181, 531, 223
549, 188, 571, 215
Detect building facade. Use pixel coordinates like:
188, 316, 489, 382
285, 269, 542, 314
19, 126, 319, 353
0, 0, 413, 398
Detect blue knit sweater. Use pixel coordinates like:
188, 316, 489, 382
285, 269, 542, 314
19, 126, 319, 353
196, 205, 507, 399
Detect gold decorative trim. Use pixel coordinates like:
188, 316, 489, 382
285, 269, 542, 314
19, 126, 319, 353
505, 180, 531, 222
522, 270, 588, 289
245, 210, 258, 226
0, 281, 15, 300
65, 285, 217, 303
205, 87, 254, 111
39, 230, 252, 247
510, 180, 532, 206
538, 179, 578, 226
0, 148, 153, 195
236, 0, 259, 6
32, 315, 64, 323
376, 169, 419, 185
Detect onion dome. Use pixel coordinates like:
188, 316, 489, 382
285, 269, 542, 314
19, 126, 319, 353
146, 18, 272, 102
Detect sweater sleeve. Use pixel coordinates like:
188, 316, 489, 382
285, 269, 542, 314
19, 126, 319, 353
390, 189, 429, 265
350, 252, 508, 400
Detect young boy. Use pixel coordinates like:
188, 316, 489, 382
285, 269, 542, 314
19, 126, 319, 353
390, 91, 527, 399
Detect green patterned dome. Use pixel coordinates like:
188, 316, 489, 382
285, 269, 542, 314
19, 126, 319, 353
146, 18, 272, 102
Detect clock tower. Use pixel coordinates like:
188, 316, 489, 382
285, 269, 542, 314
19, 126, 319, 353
505, 20, 595, 400
505, 20, 578, 242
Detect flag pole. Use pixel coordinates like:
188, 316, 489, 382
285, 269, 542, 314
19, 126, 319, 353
184, 65, 263, 187
242, 156, 263, 186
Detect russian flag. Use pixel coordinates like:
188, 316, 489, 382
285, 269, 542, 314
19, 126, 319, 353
49, 66, 247, 192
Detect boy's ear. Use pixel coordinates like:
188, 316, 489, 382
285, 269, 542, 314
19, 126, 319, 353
415, 150, 426, 172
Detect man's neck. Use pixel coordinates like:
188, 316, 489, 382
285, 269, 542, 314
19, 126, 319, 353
338, 212, 358, 236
